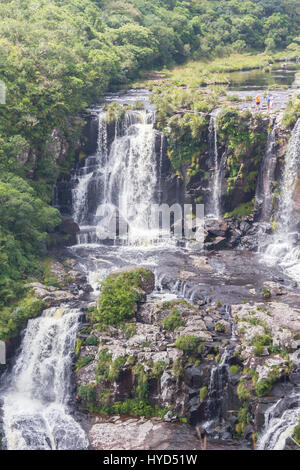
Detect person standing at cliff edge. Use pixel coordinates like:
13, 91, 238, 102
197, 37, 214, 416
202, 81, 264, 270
255, 95, 261, 110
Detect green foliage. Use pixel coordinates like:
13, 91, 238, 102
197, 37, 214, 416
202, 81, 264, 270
237, 380, 251, 403
121, 323, 137, 339
150, 361, 166, 379
293, 418, 300, 443
0, 292, 45, 341
255, 378, 273, 397
108, 356, 126, 382
76, 355, 94, 371
229, 365, 240, 375
215, 322, 226, 333
110, 399, 167, 419
0, 173, 60, 307
172, 358, 184, 378
225, 200, 255, 219
175, 335, 202, 354
199, 386, 208, 401
85, 336, 100, 346
74, 338, 83, 356
94, 268, 152, 326
96, 348, 113, 383
262, 288, 272, 299
162, 310, 185, 331
77, 383, 96, 404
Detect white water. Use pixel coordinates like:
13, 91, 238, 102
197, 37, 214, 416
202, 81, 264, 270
258, 118, 300, 450
72, 107, 159, 244
263, 118, 300, 282
258, 391, 300, 450
207, 111, 225, 220
255, 122, 277, 221
1, 306, 88, 450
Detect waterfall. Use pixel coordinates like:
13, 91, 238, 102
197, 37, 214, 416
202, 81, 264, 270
275, 118, 300, 232
255, 121, 277, 221
201, 306, 236, 436
264, 118, 300, 281
259, 118, 300, 449
257, 386, 300, 450
1, 306, 88, 450
207, 111, 224, 219
72, 106, 159, 244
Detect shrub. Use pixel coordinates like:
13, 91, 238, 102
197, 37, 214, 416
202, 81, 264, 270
255, 379, 273, 397
162, 310, 185, 331
85, 336, 99, 346
229, 365, 240, 375
237, 381, 251, 402
77, 383, 96, 404
76, 355, 94, 371
175, 335, 201, 354
0, 292, 45, 341
96, 349, 113, 382
108, 356, 126, 382
95, 268, 153, 326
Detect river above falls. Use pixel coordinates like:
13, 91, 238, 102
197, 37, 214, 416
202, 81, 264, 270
228, 62, 300, 91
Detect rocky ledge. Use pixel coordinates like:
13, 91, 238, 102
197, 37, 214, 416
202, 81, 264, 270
74, 266, 300, 449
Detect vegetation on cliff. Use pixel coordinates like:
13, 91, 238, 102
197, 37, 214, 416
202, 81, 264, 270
92, 268, 154, 326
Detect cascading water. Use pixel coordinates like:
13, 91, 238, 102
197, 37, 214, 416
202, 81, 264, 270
257, 385, 300, 450
258, 118, 300, 450
263, 118, 300, 281
72, 102, 159, 244
255, 120, 277, 221
200, 306, 237, 436
207, 111, 225, 220
1, 306, 88, 450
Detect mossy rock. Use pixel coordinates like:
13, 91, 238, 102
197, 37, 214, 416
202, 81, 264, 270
93, 268, 154, 326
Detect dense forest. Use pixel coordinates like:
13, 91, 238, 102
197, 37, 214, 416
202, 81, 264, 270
0, 0, 299, 332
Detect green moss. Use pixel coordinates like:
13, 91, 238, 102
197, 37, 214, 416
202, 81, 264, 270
199, 386, 208, 401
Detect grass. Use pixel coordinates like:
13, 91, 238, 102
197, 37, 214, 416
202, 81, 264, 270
133, 48, 300, 90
